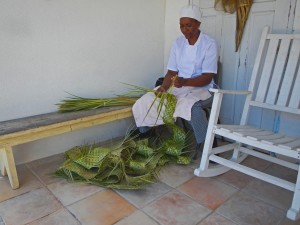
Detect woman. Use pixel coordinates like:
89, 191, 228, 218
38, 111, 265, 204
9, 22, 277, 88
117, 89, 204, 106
132, 4, 218, 159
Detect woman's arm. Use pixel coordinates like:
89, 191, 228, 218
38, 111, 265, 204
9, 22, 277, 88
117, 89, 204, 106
174, 73, 214, 88
156, 70, 178, 93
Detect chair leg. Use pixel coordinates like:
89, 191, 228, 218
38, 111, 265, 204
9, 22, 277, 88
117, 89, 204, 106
287, 163, 300, 220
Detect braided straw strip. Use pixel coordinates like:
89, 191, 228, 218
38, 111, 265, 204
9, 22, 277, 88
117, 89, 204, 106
236, 0, 253, 51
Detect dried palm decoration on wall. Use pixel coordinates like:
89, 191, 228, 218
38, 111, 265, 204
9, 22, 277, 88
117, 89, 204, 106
235, 0, 253, 51
214, 0, 253, 51
214, 0, 236, 13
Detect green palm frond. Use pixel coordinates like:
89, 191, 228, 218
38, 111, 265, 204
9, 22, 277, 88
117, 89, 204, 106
55, 80, 193, 189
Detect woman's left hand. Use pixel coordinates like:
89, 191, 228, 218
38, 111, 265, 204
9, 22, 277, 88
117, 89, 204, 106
173, 77, 185, 88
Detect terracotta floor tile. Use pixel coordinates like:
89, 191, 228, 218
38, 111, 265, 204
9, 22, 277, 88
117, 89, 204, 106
215, 169, 254, 189
67, 189, 136, 225
47, 180, 104, 206
217, 191, 286, 225
0, 164, 42, 202
198, 212, 238, 225
26, 153, 66, 185
27, 208, 80, 225
143, 190, 211, 225
242, 179, 293, 210
158, 164, 195, 188
114, 210, 159, 225
264, 164, 297, 183
178, 177, 238, 210
116, 181, 171, 208
241, 155, 271, 171
278, 217, 300, 225
0, 188, 62, 225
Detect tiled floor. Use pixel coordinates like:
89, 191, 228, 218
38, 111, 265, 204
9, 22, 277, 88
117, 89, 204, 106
0, 141, 300, 225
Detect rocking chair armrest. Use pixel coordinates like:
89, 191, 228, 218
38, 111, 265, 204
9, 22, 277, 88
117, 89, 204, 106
209, 88, 251, 95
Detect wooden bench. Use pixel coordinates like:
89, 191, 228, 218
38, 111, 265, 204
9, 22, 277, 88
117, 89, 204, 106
0, 106, 132, 189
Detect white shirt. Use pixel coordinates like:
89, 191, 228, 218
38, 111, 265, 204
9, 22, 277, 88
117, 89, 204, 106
167, 31, 218, 89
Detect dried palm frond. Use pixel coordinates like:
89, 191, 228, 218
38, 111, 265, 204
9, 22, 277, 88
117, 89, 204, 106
236, 0, 253, 51
55, 80, 192, 189
57, 93, 139, 112
214, 0, 236, 14
214, 0, 253, 52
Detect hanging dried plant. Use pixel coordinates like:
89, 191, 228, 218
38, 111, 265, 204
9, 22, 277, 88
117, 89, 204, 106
214, 0, 253, 51
235, 0, 253, 51
214, 0, 236, 14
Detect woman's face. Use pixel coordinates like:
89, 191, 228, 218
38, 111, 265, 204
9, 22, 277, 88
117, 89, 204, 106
179, 18, 200, 40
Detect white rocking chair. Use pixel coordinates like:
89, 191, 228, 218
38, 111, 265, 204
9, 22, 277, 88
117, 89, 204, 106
194, 26, 300, 221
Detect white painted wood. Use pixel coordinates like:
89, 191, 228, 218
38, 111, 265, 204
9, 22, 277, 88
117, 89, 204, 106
232, 129, 263, 136
247, 132, 284, 141
249, 101, 300, 114
196, 28, 300, 221
262, 136, 298, 145
199, 92, 224, 172
294, 0, 300, 32
289, 62, 300, 109
210, 154, 295, 191
287, 163, 300, 221
266, 39, 291, 105
277, 40, 300, 106
240, 147, 299, 170
279, 140, 300, 150
255, 38, 279, 103
209, 88, 251, 95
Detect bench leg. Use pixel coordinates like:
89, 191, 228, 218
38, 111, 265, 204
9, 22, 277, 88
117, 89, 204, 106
0, 148, 7, 176
0, 145, 19, 189
287, 164, 300, 221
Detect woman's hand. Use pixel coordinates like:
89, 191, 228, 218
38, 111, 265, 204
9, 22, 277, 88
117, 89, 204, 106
155, 85, 167, 97
173, 77, 185, 88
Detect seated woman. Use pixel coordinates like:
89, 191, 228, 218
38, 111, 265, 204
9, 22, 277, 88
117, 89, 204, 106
132, 4, 218, 159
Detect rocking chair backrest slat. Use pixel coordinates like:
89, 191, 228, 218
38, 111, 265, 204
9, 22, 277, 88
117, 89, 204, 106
277, 40, 300, 107
255, 38, 280, 103
247, 27, 300, 118
289, 65, 300, 109
266, 39, 291, 105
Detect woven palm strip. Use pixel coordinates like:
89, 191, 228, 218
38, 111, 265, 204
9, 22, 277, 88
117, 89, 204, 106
55, 82, 191, 189
236, 0, 253, 51
55, 138, 161, 189
157, 85, 190, 165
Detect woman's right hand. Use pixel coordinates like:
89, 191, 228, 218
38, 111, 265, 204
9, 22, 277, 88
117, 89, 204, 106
155, 85, 167, 97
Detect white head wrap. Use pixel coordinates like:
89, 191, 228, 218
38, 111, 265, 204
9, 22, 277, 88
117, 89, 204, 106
180, 5, 202, 22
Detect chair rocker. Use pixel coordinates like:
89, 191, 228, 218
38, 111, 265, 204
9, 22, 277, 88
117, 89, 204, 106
194, 26, 300, 221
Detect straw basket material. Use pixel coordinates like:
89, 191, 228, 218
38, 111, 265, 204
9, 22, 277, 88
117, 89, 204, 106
214, 0, 253, 52
236, 0, 253, 51
214, 0, 236, 14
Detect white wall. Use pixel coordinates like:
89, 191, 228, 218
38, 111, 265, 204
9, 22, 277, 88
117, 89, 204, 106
164, 0, 188, 69
0, 0, 165, 164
